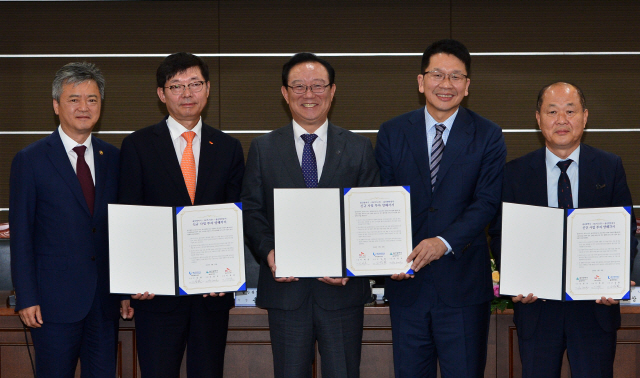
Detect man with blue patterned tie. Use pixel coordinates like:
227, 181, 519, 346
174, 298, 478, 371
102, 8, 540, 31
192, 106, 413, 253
241, 52, 379, 378
489, 82, 637, 377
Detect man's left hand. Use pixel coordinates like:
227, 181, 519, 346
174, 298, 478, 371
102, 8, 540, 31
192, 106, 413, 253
317, 277, 349, 286
596, 280, 635, 306
120, 300, 134, 319
408, 237, 447, 272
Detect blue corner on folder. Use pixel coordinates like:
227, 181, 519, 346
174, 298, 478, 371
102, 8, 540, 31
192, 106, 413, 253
567, 209, 574, 216
346, 269, 355, 277
623, 290, 630, 300
235, 202, 242, 210
624, 206, 631, 215
179, 287, 188, 295
176, 206, 184, 215
402, 186, 410, 193
406, 268, 414, 275
565, 293, 574, 301
238, 282, 247, 292
344, 188, 352, 195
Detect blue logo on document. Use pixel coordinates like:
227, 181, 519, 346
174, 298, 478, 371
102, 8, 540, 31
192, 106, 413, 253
189, 271, 201, 276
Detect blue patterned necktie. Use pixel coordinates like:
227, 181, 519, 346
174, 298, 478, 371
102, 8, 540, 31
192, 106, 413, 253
430, 124, 446, 192
300, 134, 319, 188
557, 159, 573, 209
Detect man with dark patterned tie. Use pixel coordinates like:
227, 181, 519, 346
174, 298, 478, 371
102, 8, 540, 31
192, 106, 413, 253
489, 82, 637, 377
241, 52, 379, 378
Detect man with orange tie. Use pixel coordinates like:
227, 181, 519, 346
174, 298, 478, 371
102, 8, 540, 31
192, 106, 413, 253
118, 52, 245, 378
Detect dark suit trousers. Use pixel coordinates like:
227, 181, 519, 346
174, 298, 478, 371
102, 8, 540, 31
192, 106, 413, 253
517, 301, 616, 378
267, 295, 364, 378
135, 296, 230, 378
30, 291, 119, 378
389, 277, 490, 378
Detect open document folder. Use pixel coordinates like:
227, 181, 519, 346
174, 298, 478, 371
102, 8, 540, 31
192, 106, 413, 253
108, 203, 246, 295
499, 202, 631, 301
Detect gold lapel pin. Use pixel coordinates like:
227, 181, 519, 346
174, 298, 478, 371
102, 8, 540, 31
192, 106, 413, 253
99, 150, 103, 155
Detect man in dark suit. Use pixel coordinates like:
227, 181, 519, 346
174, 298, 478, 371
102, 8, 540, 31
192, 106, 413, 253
489, 82, 637, 378
241, 53, 379, 378
375, 39, 506, 377
118, 53, 245, 378
10, 62, 128, 378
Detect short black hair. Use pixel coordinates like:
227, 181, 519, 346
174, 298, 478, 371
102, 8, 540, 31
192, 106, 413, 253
420, 39, 471, 75
282, 52, 335, 87
156, 52, 209, 88
536, 82, 587, 112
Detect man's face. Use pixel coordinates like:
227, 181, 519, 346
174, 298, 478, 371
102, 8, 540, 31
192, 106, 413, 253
281, 62, 336, 131
418, 53, 470, 123
53, 80, 101, 142
536, 83, 588, 158
157, 66, 210, 129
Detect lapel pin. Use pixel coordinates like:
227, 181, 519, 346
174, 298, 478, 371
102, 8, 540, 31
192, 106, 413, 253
596, 184, 606, 189
209, 141, 213, 145
336, 150, 341, 155
99, 150, 103, 155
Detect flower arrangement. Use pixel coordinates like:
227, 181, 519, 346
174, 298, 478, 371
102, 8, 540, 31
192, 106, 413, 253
490, 258, 513, 313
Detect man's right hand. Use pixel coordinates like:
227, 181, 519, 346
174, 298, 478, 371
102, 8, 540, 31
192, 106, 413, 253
390, 272, 415, 281
131, 292, 155, 300
19, 305, 43, 328
267, 249, 298, 283
512, 293, 537, 304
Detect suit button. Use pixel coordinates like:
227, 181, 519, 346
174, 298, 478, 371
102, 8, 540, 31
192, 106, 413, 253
428, 207, 437, 212
92, 228, 97, 233
91, 256, 96, 261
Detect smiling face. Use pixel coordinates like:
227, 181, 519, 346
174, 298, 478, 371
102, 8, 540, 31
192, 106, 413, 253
418, 53, 470, 123
157, 66, 210, 130
53, 80, 101, 143
281, 61, 336, 133
536, 83, 588, 159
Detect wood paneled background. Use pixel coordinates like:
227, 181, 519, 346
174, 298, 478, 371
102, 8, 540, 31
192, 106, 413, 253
1, 0, 640, 222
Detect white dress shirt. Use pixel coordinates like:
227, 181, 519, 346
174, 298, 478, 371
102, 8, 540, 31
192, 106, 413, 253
167, 116, 203, 183
58, 125, 95, 184
293, 120, 328, 181
545, 146, 580, 208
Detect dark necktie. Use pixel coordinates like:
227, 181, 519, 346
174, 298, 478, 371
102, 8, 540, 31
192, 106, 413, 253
430, 124, 446, 192
557, 159, 573, 209
300, 134, 319, 188
73, 146, 95, 215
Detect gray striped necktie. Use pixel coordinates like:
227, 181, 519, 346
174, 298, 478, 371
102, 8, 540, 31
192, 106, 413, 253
430, 124, 446, 192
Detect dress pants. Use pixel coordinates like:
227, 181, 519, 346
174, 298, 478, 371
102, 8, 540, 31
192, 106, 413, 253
29, 292, 119, 378
518, 300, 617, 378
135, 296, 230, 378
390, 276, 490, 378
267, 294, 364, 378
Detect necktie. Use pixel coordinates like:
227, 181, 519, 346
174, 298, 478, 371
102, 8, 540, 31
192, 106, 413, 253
181, 131, 197, 204
73, 146, 95, 215
300, 134, 319, 188
430, 124, 446, 192
557, 159, 573, 209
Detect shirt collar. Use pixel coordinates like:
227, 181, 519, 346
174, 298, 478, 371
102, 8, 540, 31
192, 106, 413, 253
545, 145, 581, 171
166, 116, 202, 141
58, 125, 92, 153
293, 119, 329, 142
424, 107, 459, 131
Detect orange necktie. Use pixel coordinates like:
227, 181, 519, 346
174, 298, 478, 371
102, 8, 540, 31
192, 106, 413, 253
181, 131, 196, 204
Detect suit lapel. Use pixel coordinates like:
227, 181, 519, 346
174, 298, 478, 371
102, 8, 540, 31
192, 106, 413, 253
151, 121, 192, 203
400, 109, 432, 195
195, 125, 220, 204
434, 108, 474, 192
92, 136, 107, 219
318, 123, 346, 188
46, 130, 92, 216
528, 148, 549, 207
275, 124, 307, 188
577, 144, 596, 207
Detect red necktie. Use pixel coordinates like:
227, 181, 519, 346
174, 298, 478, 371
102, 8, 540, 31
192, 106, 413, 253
73, 146, 95, 215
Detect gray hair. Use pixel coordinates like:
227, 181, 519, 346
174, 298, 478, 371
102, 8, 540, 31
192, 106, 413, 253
52, 62, 105, 102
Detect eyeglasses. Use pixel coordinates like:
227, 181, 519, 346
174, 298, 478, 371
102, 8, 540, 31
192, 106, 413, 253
287, 83, 331, 94
423, 71, 468, 83
165, 81, 206, 95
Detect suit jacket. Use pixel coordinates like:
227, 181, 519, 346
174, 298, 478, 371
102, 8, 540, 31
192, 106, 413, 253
375, 107, 506, 307
118, 117, 245, 312
489, 144, 638, 338
241, 122, 380, 311
10, 130, 121, 323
